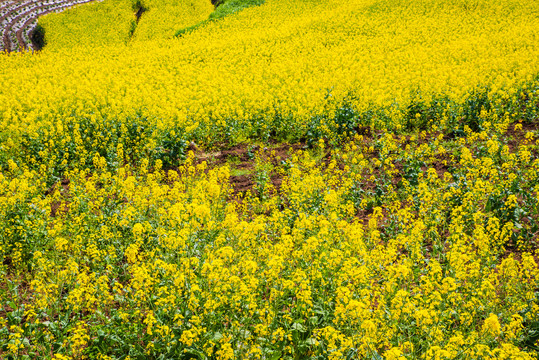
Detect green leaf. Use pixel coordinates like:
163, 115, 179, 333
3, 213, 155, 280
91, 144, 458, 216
211, 332, 223, 341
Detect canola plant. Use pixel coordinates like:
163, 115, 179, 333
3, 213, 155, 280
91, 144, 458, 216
1, 0, 539, 358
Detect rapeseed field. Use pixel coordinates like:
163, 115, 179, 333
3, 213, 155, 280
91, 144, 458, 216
0, 0, 538, 358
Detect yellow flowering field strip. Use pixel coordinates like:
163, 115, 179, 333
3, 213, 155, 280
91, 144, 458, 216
133, 0, 214, 41
36, 0, 137, 49
1, 0, 538, 150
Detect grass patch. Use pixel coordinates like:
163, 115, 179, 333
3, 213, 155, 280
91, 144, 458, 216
210, 0, 264, 20
230, 167, 252, 177
175, 0, 264, 37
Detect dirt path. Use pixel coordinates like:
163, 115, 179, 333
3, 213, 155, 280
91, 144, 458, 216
1, 0, 51, 25
2, 0, 69, 51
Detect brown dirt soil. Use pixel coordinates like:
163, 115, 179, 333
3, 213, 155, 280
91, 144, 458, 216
192, 142, 305, 195
229, 174, 252, 194
48, 178, 70, 217
505, 120, 539, 153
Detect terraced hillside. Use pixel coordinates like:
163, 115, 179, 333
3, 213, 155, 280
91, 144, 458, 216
0, 0, 99, 52
1, 0, 539, 359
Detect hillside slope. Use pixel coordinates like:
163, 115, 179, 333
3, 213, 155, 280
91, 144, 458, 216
0, 1, 539, 359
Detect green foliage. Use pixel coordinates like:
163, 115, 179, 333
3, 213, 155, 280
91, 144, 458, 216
0, 200, 49, 273
16, 113, 189, 186
520, 295, 539, 356
175, 23, 207, 37
154, 130, 188, 168
131, 0, 149, 13
175, 0, 265, 37
30, 24, 47, 51
209, 0, 265, 20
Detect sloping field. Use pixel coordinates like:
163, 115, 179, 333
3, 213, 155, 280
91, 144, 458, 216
1, 0, 539, 359
132, 0, 214, 41
37, 0, 214, 49
35, 0, 137, 49
0, 0, 538, 146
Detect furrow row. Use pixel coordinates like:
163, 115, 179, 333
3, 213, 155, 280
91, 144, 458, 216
0, 0, 98, 52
